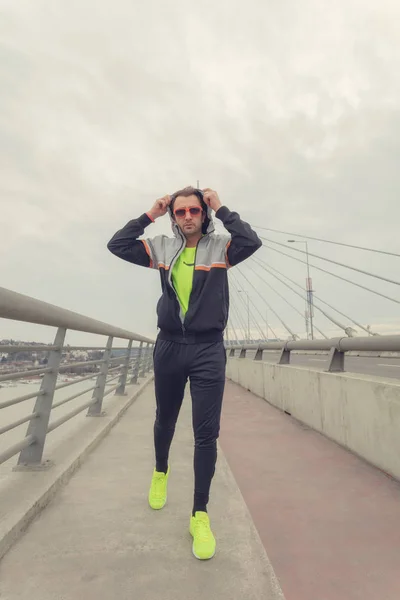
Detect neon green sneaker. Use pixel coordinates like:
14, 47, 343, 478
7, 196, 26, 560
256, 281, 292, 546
148, 467, 169, 510
189, 511, 216, 560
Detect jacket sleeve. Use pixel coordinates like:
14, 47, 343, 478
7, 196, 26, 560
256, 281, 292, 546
215, 206, 262, 267
107, 213, 157, 268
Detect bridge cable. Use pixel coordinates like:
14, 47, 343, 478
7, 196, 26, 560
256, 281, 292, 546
262, 260, 379, 336
230, 268, 297, 340
252, 226, 400, 259
229, 270, 281, 340
250, 257, 353, 335
226, 317, 240, 345
231, 269, 291, 340
259, 236, 400, 288
239, 262, 325, 336
229, 273, 269, 341
230, 272, 280, 341
229, 292, 251, 341
231, 273, 280, 341
229, 293, 247, 340
247, 258, 348, 335
244, 261, 328, 339
261, 243, 400, 306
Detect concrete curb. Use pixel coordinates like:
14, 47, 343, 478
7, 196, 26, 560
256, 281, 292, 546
217, 447, 286, 599
0, 376, 154, 562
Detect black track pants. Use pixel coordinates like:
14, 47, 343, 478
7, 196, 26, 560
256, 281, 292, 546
153, 339, 226, 513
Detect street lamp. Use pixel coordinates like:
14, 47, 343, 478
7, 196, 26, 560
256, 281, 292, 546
287, 239, 314, 340
238, 290, 250, 342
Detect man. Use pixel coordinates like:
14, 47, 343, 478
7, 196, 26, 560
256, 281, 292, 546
107, 187, 261, 560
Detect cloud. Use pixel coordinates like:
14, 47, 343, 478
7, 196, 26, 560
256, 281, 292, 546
1, 0, 400, 344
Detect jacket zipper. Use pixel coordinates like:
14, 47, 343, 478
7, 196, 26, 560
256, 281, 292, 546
184, 235, 207, 333
168, 232, 186, 335
169, 231, 208, 338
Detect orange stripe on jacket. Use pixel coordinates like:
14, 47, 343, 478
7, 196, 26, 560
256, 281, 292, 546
195, 263, 227, 271
225, 240, 232, 268
140, 240, 153, 268
158, 263, 170, 271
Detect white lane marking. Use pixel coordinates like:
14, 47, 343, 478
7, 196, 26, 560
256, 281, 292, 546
308, 359, 326, 362
377, 363, 400, 368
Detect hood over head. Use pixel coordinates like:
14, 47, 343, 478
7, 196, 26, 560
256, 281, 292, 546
168, 188, 215, 237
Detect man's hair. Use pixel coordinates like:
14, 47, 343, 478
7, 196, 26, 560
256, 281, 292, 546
170, 186, 207, 214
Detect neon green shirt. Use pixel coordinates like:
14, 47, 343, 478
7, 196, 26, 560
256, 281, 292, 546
172, 246, 196, 315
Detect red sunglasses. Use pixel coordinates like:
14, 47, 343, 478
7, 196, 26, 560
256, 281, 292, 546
174, 206, 202, 218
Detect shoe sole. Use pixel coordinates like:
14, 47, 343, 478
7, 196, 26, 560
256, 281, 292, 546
190, 527, 216, 560
149, 494, 167, 510
192, 543, 216, 560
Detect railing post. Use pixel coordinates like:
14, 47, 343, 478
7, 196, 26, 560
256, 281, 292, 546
279, 347, 291, 364
15, 327, 66, 469
239, 348, 247, 358
327, 346, 345, 372
146, 343, 153, 373
128, 356, 137, 381
146, 342, 152, 373
130, 341, 143, 384
115, 339, 133, 396
140, 342, 150, 376
87, 336, 113, 416
255, 346, 264, 361
229, 348, 235, 357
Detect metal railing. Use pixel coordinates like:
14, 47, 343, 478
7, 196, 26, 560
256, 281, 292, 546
226, 335, 400, 372
0, 286, 155, 470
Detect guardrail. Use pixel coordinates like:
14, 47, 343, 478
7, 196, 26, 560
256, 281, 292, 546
0, 286, 155, 470
226, 335, 400, 372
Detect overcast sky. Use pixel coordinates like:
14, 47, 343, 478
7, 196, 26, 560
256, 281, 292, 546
1, 0, 400, 345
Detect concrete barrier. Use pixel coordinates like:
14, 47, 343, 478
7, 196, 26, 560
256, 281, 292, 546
236, 350, 400, 358
226, 358, 400, 481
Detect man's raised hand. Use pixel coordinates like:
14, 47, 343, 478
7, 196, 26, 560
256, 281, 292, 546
202, 189, 222, 212
148, 195, 171, 220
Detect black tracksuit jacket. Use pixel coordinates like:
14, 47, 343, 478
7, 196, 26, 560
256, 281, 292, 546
107, 205, 262, 343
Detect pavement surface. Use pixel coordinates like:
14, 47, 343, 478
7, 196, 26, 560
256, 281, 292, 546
245, 351, 400, 380
219, 380, 400, 600
0, 380, 119, 490
0, 383, 284, 600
